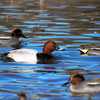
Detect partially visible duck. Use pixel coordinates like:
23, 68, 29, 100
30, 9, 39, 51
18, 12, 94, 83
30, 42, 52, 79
63, 73, 100, 93
18, 93, 26, 100
3, 41, 60, 63
0, 28, 27, 46
78, 45, 100, 55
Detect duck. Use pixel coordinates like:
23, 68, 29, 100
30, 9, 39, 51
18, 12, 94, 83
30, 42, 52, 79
78, 45, 100, 55
2, 40, 60, 63
0, 28, 27, 46
63, 73, 100, 93
18, 93, 26, 100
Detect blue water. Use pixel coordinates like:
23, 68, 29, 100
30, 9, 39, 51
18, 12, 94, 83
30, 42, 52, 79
0, 0, 100, 99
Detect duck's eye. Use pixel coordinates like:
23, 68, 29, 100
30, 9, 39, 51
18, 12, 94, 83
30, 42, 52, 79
51, 43, 54, 46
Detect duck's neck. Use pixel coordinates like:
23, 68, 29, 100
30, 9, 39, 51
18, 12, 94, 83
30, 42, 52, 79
43, 48, 52, 55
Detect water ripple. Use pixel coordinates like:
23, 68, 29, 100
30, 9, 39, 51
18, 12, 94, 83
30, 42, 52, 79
1, 12, 28, 15
76, 6, 96, 8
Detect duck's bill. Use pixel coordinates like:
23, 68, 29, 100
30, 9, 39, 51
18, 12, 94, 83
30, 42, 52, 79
62, 80, 71, 86
55, 45, 60, 50
21, 34, 27, 38
59, 48, 65, 51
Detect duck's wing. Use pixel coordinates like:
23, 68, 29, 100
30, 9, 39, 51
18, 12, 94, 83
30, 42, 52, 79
91, 48, 100, 51
0, 34, 11, 40
86, 78, 100, 86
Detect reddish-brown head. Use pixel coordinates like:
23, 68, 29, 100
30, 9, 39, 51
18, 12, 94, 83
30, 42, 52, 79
43, 41, 60, 55
63, 73, 85, 86
11, 28, 27, 38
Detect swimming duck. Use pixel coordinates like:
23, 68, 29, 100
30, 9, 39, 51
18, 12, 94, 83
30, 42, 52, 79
3, 40, 60, 63
18, 93, 26, 100
78, 45, 100, 55
0, 28, 27, 46
63, 73, 100, 93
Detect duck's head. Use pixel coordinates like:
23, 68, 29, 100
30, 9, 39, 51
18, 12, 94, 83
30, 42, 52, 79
11, 28, 27, 38
63, 73, 85, 85
43, 40, 60, 55
19, 93, 26, 100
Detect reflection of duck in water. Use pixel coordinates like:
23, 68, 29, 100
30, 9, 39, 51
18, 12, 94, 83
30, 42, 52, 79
63, 73, 100, 93
35, 66, 56, 73
3, 41, 60, 63
18, 93, 26, 100
78, 45, 100, 55
0, 28, 27, 46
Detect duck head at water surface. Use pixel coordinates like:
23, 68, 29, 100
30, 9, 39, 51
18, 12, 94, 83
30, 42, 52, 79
63, 73, 100, 93
11, 28, 27, 38
0, 28, 27, 46
18, 93, 26, 100
3, 40, 60, 63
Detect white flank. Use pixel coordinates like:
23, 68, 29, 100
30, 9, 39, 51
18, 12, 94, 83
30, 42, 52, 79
7, 49, 39, 62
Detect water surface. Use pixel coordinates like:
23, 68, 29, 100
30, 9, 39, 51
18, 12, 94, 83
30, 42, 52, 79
0, 0, 100, 99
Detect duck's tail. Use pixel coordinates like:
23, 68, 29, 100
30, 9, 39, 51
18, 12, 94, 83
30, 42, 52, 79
78, 48, 89, 54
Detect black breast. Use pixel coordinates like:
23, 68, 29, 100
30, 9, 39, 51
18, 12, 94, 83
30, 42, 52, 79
37, 53, 53, 61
